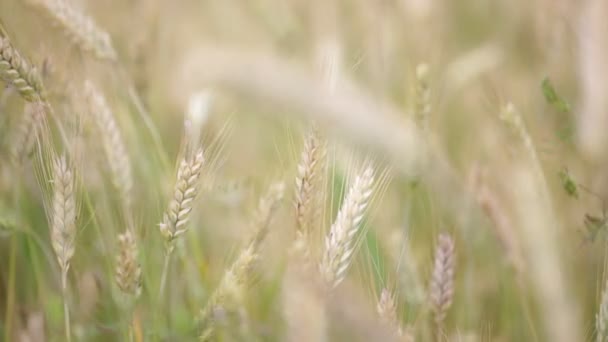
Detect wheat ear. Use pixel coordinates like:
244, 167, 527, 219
32, 0, 116, 60
377, 288, 402, 332
199, 182, 284, 341
84, 81, 134, 214
115, 229, 142, 298
320, 166, 374, 288
50, 154, 76, 342
158, 147, 204, 298
293, 127, 325, 260
597, 277, 608, 342
115, 227, 142, 338
10, 101, 45, 162
159, 148, 205, 248
430, 233, 455, 332
0, 37, 46, 102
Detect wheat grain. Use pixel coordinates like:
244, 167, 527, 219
31, 0, 116, 61
0, 37, 45, 102
320, 166, 374, 288
430, 233, 455, 328
84, 81, 133, 214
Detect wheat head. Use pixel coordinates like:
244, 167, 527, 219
0, 37, 46, 102
430, 233, 455, 326
84, 81, 133, 213
32, 0, 116, 61
159, 148, 205, 248
320, 166, 374, 288
115, 229, 142, 297
50, 154, 76, 277
10, 101, 45, 162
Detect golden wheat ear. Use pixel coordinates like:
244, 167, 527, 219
84, 81, 134, 216
115, 229, 142, 298
320, 166, 374, 289
0, 37, 46, 102
159, 148, 205, 248
49, 153, 77, 342
429, 233, 455, 333
30, 0, 116, 61
10, 101, 46, 163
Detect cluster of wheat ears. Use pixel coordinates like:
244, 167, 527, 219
2, 0, 608, 341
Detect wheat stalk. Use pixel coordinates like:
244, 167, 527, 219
84, 80, 134, 214
597, 277, 608, 342
0, 37, 46, 102
31, 0, 116, 60
429, 233, 455, 331
320, 166, 374, 288
10, 101, 45, 162
49, 154, 76, 342
199, 182, 284, 341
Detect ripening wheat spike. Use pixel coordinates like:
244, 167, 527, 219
115, 229, 142, 298
0, 37, 46, 102
320, 166, 374, 288
430, 233, 456, 327
84, 81, 134, 214
159, 148, 205, 248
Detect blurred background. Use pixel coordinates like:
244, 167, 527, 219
0, 0, 607, 341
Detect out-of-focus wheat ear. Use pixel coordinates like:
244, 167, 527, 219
0, 37, 46, 102
84, 81, 134, 214
429, 233, 455, 331
320, 166, 374, 289
115, 229, 142, 298
251, 182, 285, 243
49, 154, 76, 342
199, 182, 284, 341
414, 63, 431, 130
10, 101, 45, 162
159, 148, 205, 249
499, 103, 545, 186
597, 278, 608, 342
377, 288, 402, 336
30, 0, 116, 61
293, 126, 325, 260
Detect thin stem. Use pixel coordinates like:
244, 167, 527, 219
62, 270, 72, 342
4, 234, 16, 341
158, 248, 173, 302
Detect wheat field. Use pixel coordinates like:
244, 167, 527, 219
0, 0, 606, 341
